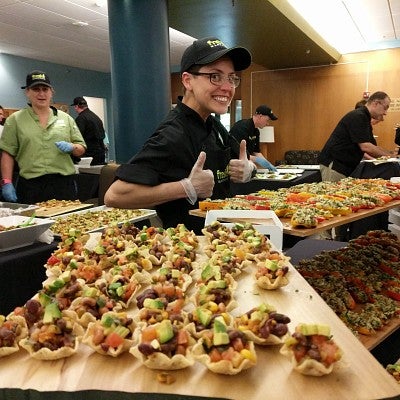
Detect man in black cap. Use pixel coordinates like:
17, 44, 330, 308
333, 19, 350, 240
105, 37, 254, 232
230, 105, 278, 171
0, 70, 86, 203
71, 96, 107, 165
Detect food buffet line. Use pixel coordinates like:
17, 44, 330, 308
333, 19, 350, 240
0, 181, 399, 399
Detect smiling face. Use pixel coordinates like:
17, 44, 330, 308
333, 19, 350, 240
181, 58, 236, 120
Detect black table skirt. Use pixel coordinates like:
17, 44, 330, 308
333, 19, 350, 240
0, 241, 58, 315
230, 170, 321, 195
0, 390, 230, 400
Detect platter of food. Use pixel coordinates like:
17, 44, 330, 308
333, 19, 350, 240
0, 202, 38, 217
277, 164, 320, 170
254, 172, 298, 181
34, 199, 94, 217
260, 168, 304, 174
50, 206, 157, 236
0, 215, 54, 251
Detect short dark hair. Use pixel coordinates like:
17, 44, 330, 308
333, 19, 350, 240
367, 91, 390, 104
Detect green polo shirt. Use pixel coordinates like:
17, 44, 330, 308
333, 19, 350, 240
0, 106, 86, 179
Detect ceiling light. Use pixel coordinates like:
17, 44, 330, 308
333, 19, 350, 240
72, 21, 89, 27
287, 0, 364, 54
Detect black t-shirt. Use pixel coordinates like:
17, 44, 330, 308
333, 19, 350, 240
229, 118, 260, 154
318, 106, 376, 176
116, 100, 233, 233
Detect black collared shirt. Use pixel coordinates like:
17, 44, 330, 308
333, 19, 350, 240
318, 106, 376, 176
116, 100, 233, 232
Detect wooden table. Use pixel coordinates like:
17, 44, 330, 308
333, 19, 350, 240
190, 199, 400, 237
0, 239, 399, 400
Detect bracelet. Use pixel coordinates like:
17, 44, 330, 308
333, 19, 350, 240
1, 178, 12, 186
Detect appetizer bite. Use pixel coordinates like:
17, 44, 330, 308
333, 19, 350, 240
234, 303, 291, 345
0, 314, 28, 357
255, 254, 290, 290
280, 323, 342, 376
192, 316, 257, 375
130, 319, 195, 370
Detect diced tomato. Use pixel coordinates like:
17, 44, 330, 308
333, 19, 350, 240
382, 289, 400, 301
292, 344, 307, 362
177, 329, 189, 345
221, 346, 235, 361
104, 332, 124, 348
231, 337, 244, 352
245, 195, 267, 201
46, 255, 59, 266
209, 347, 223, 362
141, 326, 157, 342
379, 263, 400, 278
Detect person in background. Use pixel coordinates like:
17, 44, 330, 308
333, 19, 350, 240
318, 91, 395, 182
105, 36, 255, 233
0, 105, 4, 138
71, 96, 107, 165
0, 70, 86, 203
229, 104, 278, 171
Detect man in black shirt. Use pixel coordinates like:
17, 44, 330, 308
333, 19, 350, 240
318, 91, 394, 181
105, 37, 255, 232
230, 104, 278, 171
71, 96, 106, 165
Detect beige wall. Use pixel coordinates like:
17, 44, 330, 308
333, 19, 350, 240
241, 48, 400, 164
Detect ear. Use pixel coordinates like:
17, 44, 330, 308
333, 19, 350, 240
181, 72, 193, 91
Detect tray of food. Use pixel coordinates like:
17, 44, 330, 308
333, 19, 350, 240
50, 206, 157, 236
34, 199, 94, 217
0, 215, 55, 251
0, 202, 38, 217
254, 172, 298, 181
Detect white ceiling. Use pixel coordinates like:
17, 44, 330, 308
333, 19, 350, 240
0, 0, 400, 73
0, 0, 194, 72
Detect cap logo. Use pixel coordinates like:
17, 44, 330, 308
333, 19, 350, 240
207, 39, 225, 48
32, 73, 46, 80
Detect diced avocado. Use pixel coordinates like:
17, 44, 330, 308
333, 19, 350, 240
156, 320, 174, 344
101, 314, 116, 328
258, 303, 275, 314
250, 310, 263, 321
113, 325, 130, 338
213, 316, 227, 333
297, 323, 330, 336
48, 278, 65, 293
140, 232, 148, 241
158, 267, 170, 276
215, 244, 227, 251
207, 280, 226, 290
171, 269, 181, 279
38, 292, 52, 307
94, 245, 106, 255
43, 302, 62, 324
143, 298, 165, 309
83, 287, 99, 297
265, 259, 278, 271
116, 286, 125, 297
201, 264, 214, 281
69, 259, 78, 269
317, 324, 331, 337
196, 308, 212, 327
213, 331, 230, 346
59, 270, 71, 282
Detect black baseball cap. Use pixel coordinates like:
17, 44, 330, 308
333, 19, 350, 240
180, 37, 252, 73
21, 70, 52, 89
255, 105, 278, 120
71, 97, 88, 106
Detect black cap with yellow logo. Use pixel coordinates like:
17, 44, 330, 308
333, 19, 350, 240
21, 70, 52, 89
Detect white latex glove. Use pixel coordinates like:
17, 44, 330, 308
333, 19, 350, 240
180, 151, 214, 204
229, 140, 256, 183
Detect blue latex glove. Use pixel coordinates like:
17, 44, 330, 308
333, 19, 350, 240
55, 141, 73, 153
255, 156, 278, 172
2, 183, 17, 202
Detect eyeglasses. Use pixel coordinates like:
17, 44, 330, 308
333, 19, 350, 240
189, 72, 241, 88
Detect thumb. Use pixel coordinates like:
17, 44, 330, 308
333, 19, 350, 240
192, 151, 206, 171
239, 140, 248, 160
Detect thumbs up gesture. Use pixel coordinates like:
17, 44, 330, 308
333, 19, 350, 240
228, 140, 256, 183
180, 151, 214, 204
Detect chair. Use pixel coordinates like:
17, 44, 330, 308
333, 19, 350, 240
97, 163, 120, 205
